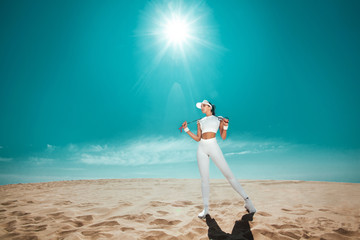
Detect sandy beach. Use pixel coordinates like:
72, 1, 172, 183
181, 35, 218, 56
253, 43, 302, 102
0, 178, 359, 239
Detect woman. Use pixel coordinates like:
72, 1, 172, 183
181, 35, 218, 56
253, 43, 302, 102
182, 99, 256, 219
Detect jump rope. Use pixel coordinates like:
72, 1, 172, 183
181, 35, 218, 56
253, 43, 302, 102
179, 116, 230, 132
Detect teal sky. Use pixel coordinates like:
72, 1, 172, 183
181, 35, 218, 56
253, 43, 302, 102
1, 0, 359, 185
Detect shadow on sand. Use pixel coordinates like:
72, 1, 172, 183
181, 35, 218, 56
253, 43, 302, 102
204, 213, 254, 240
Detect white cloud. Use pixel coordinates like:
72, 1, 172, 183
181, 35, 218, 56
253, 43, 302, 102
18, 135, 292, 167
89, 144, 108, 152
0, 157, 12, 162
76, 135, 293, 166
46, 144, 56, 152
28, 157, 55, 165
225, 151, 253, 156
79, 136, 197, 166
25, 135, 360, 170
67, 143, 78, 152
220, 138, 289, 156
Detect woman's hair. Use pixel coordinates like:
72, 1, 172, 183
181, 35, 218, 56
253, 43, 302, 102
209, 101, 216, 115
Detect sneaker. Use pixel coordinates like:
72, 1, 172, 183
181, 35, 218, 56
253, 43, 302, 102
244, 197, 256, 214
198, 208, 209, 219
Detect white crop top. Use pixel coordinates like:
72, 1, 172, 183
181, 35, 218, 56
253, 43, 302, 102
198, 115, 220, 133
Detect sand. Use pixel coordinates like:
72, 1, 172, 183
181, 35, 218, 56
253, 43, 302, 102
0, 178, 359, 239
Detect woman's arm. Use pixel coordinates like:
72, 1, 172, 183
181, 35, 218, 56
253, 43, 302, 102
182, 121, 201, 142
220, 119, 228, 140
187, 126, 201, 142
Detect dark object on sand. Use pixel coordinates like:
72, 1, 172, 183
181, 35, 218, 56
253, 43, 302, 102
205, 213, 254, 240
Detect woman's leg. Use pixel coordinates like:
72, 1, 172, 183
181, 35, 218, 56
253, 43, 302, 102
209, 141, 249, 200
197, 144, 210, 211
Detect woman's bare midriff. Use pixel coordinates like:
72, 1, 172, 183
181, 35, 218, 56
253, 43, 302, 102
201, 132, 216, 139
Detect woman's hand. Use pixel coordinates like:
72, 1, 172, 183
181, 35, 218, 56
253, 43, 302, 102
182, 121, 188, 129
222, 118, 229, 126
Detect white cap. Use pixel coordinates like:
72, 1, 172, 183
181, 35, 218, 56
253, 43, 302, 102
196, 100, 212, 109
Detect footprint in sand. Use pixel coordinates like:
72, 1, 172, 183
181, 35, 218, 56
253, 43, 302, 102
112, 213, 152, 223
220, 201, 233, 206
195, 205, 203, 210
48, 211, 65, 217
76, 202, 98, 208
256, 229, 279, 239
281, 208, 292, 212
279, 230, 302, 239
317, 217, 336, 225
22, 216, 46, 225
59, 229, 77, 237
194, 227, 206, 234
0, 232, 21, 239
22, 224, 47, 232
48, 211, 71, 221
156, 210, 169, 216
90, 220, 120, 227
149, 201, 169, 207
171, 200, 194, 207
149, 218, 181, 226
1, 200, 18, 206
65, 220, 84, 227
319, 232, 354, 239
81, 230, 113, 238
271, 224, 300, 229
5, 220, 17, 232
121, 227, 135, 231
76, 215, 93, 221
60, 224, 75, 231
54, 200, 73, 206
81, 230, 99, 236
281, 208, 312, 215
257, 211, 272, 217
334, 227, 358, 237
10, 211, 30, 216
142, 230, 173, 239
118, 200, 133, 206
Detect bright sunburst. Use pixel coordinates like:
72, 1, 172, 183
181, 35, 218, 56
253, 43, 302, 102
135, 0, 219, 55
133, 0, 224, 95
164, 16, 189, 45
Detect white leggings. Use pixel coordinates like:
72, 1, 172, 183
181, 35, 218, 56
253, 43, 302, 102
197, 137, 249, 209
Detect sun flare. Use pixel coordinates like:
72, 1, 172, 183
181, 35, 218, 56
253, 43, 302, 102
164, 17, 189, 44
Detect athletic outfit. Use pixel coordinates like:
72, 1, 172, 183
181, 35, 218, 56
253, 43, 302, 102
195, 115, 256, 218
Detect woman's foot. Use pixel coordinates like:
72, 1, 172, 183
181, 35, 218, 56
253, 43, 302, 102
198, 208, 209, 219
244, 197, 256, 214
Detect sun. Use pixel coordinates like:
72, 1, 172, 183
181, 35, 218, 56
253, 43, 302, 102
133, 0, 224, 95
164, 17, 189, 45
135, 0, 219, 55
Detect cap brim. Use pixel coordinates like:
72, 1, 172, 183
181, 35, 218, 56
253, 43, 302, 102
196, 102, 202, 109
